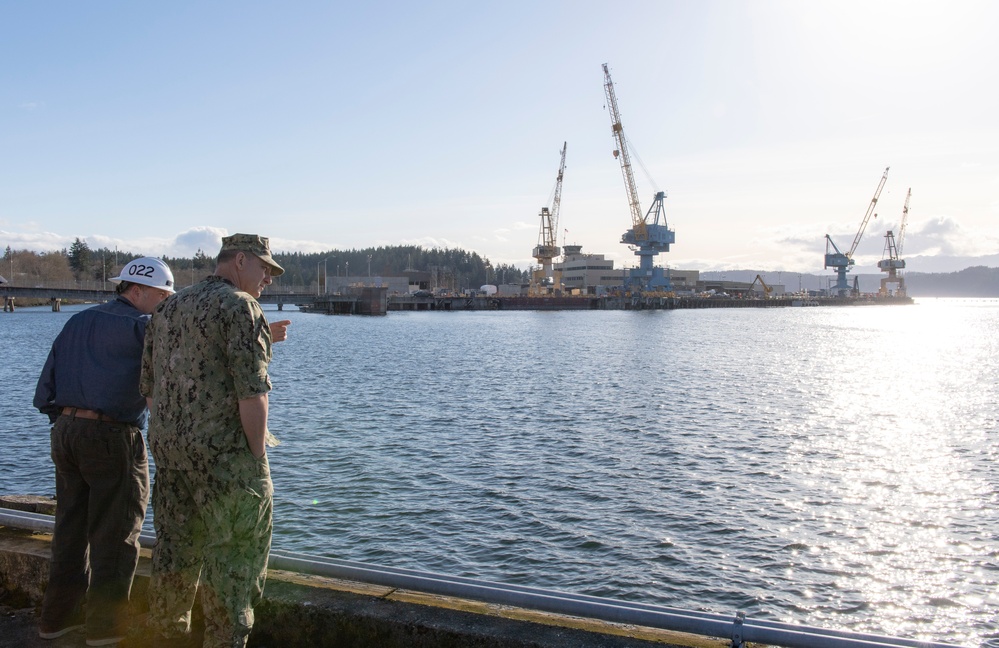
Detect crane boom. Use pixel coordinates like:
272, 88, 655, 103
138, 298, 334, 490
602, 63, 647, 241
750, 274, 772, 297
896, 187, 911, 256
548, 142, 567, 249
848, 166, 889, 258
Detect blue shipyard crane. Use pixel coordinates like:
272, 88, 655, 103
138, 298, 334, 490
531, 142, 567, 295
824, 166, 889, 296
878, 187, 910, 296
602, 63, 675, 292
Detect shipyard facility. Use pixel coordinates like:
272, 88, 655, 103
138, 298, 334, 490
0, 64, 917, 317
295, 64, 915, 315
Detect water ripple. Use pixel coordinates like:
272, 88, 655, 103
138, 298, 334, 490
3, 302, 998, 645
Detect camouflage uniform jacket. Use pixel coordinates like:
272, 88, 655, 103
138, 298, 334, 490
141, 275, 273, 475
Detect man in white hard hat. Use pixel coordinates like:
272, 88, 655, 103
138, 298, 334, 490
33, 257, 175, 646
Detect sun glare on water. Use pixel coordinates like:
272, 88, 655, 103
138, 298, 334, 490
777, 299, 998, 641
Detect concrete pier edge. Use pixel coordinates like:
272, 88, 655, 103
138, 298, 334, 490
0, 497, 721, 648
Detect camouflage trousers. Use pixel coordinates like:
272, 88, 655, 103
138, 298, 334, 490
148, 455, 273, 648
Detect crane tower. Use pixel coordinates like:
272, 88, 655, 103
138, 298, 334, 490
531, 142, 567, 295
602, 63, 675, 292
878, 187, 910, 297
824, 166, 889, 297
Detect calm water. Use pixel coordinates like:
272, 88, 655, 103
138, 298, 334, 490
3, 299, 997, 646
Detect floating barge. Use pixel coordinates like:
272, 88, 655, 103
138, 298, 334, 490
387, 293, 913, 313
299, 289, 913, 316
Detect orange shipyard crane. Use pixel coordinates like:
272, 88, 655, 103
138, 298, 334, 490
602, 63, 674, 292
531, 142, 567, 295
878, 188, 911, 297
750, 274, 773, 298
824, 166, 889, 296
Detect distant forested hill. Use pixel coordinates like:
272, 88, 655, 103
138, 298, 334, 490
905, 266, 999, 297
701, 267, 999, 297
267, 245, 527, 289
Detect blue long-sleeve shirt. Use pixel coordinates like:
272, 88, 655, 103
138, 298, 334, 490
34, 296, 150, 428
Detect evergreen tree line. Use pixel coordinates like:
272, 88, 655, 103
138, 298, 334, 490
3, 241, 529, 290
267, 245, 527, 289
3, 239, 150, 285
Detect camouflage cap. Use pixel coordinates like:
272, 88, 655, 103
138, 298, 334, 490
220, 233, 285, 276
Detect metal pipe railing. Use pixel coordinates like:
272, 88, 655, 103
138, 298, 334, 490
0, 509, 968, 648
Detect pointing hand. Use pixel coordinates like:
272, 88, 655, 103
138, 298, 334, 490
270, 320, 292, 342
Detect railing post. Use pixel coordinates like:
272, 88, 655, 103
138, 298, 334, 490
730, 611, 745, 648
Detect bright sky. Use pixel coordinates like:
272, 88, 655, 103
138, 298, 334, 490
3, 0, 997, 274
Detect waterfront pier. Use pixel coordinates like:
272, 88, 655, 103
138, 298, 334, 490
0, 499, 965, 648
1, 283, 913, 316
387, 293, 913, 312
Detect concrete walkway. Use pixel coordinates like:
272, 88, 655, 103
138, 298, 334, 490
0, 525, 721, 648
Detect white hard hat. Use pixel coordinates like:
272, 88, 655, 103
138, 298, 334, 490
109, 257, 176, 293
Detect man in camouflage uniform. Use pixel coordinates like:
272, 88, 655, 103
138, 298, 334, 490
140, 234, 286, 648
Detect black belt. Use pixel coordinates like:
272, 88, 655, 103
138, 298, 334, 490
61, 407, 129, 425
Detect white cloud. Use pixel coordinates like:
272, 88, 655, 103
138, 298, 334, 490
396, 236, 468, 251
1, 227, 226, 258
0, 229, 70, 252
905, 217, 999, 257
266, 237, 334, 254
173, 226, 229, 256
1, 226, 334, 259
